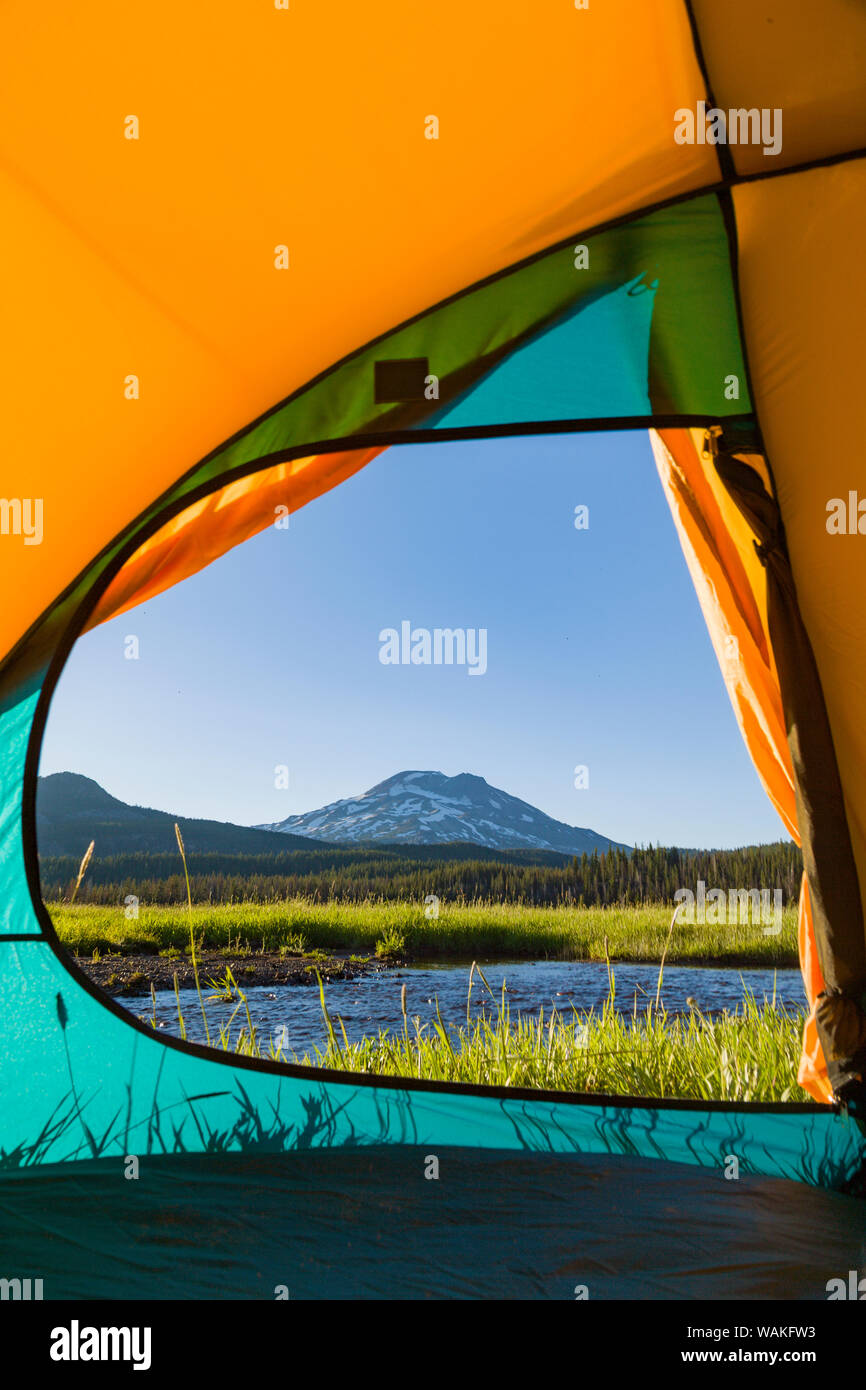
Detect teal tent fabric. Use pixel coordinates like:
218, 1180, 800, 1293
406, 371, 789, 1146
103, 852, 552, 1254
3, 1150, 866, 1300
430, 276, 655, 429
0, 689, 41, 937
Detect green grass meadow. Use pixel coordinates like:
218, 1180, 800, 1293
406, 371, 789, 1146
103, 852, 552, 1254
49, 898, 799, 967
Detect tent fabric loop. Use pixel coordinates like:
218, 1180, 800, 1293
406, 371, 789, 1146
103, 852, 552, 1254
753, 536, 788, 568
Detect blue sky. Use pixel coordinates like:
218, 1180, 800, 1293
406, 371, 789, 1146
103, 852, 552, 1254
39, 431, 790, 849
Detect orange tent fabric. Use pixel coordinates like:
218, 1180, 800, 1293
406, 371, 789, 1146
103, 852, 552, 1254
87, 448, 384, 631
0, 0, 717, 665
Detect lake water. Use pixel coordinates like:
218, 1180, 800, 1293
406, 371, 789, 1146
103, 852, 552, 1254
127, 958, 806, 1057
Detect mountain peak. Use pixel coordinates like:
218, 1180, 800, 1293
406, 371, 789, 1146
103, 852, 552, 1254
37, 771, 129, 812
261, 769, 628, 856
364, 770, 490, 799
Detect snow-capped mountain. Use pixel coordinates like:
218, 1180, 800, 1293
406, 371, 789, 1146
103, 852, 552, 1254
258, 770, 629, 856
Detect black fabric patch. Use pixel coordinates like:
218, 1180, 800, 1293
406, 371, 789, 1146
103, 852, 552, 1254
374, 358, 429, 403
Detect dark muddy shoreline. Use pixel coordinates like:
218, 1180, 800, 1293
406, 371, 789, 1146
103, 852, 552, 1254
78, 949, 401, 996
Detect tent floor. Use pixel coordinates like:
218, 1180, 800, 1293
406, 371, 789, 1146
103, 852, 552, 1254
1, 1147, 864, 1300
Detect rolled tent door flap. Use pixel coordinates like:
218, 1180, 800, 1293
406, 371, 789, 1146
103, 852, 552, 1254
652, 426, 866, 1104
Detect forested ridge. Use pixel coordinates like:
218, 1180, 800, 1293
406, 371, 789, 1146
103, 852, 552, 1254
40, 839, 803, 907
